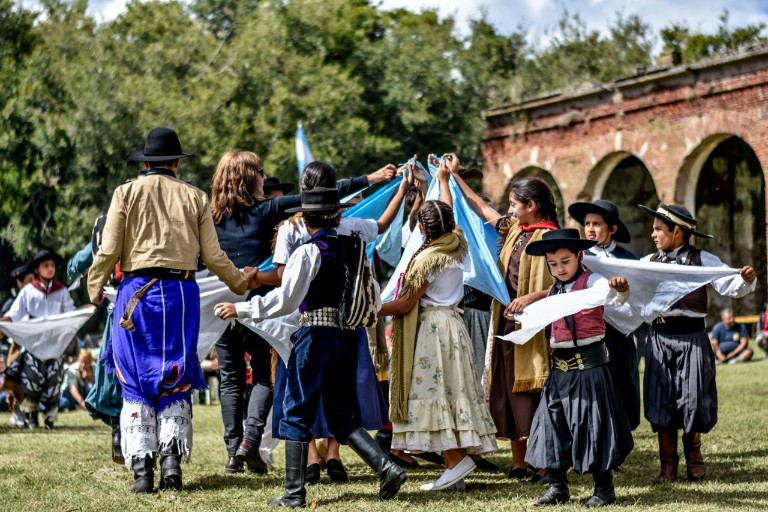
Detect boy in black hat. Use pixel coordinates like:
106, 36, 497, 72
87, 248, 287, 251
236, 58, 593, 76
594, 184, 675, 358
522, 229, 633, 507
262, 176, 296, 198
568, 200, 641, 431
215, 186, 406, 508
1, 250, 76, 429
637, 203, 756, 483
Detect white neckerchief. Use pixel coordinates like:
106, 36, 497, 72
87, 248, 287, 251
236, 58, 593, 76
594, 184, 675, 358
589, 240, 616, 259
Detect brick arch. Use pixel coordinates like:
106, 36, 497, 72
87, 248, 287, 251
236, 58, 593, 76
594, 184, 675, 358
502, 166, 566, 227
584, 151, 654, 199
675, 133, 735, 209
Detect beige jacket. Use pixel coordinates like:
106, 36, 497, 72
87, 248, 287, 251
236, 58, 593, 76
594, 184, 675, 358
87, 172, 247, 302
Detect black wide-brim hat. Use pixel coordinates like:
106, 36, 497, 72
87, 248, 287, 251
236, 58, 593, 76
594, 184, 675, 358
129, 127, 194, 162
526, 228, 597, 256
458, 166, 483, 181
285, 187, 353, 214
568, 199, 631, 243
29, 249, 63, 270
1, 263, 33, 290
638, 203, 713, 238
262, 177, 295, 195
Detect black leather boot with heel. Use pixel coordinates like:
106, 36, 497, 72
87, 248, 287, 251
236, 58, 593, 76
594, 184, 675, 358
346, 428, 407, 500
268, 441, 309, 508
130, 454, 155, 493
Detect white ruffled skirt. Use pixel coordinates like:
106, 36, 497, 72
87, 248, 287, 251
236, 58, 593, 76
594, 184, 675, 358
392, 307, 497, 454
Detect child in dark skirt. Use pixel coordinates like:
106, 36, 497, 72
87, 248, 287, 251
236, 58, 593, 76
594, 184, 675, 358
522, 229, 634, 507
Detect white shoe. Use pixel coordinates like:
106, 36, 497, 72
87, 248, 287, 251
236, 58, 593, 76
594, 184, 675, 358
10, 410, 26, 428
420, 456, 476, 491
260, 448, 274, 470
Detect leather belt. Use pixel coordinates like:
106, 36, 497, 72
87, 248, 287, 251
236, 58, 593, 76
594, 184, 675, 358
652, 315, 705, 335
299, 307, 352, 329
552, 342, 609, 372
123, 268, 195, 282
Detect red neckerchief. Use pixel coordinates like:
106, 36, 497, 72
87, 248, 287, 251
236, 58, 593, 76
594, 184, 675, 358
519, 220, 558, 233
31, 278, 65, 295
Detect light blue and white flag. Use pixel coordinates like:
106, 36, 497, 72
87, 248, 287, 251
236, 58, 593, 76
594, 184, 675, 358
295, 122, 314, 176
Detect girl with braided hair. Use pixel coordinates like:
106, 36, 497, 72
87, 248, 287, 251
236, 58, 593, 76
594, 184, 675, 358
380, 164, 497, 492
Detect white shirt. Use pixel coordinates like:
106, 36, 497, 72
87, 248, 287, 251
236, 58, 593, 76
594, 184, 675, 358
640, 246, 756, 317
6, 282, 76, 321
420, 254, 471, 307
548, 272, 630, 348
588, 241, 617, 258
273, 217, 378, 266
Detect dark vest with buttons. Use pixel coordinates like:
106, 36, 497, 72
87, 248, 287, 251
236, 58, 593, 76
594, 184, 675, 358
650, 246, 707, 313
299, 234, 343, 313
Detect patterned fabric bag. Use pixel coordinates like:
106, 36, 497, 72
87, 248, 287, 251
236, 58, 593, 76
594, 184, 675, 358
338, 234, 378, 328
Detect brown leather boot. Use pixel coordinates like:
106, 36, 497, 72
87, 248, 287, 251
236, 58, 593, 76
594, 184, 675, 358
654, 429, 679, 483
683, 432, 706, 481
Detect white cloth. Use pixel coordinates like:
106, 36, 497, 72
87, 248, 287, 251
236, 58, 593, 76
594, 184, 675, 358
421, 255, 471, 307
272, 217, 378, 265
637, 248, 755, 316
502, 257, 748, 344
500, 277, 627, 345
0, 308, 96, 360
5, 283, 76, 321
120, 400, 158, 467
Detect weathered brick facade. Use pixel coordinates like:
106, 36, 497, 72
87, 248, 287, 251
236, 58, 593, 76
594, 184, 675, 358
482, 45, 768, 315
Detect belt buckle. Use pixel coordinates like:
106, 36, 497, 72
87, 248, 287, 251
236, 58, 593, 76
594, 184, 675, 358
557, 359, 570, 372
169, 269, 181, 275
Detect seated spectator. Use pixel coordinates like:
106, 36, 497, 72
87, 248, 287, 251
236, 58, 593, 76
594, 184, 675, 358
59, 349, 95, 411
755, 303, 768, 359
710, 308, 754, 364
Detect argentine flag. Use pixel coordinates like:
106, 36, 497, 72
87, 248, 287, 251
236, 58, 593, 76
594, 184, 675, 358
296, 122, 315, 176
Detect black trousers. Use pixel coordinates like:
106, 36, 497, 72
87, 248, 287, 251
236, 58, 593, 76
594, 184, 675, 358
216, 322, 273, 457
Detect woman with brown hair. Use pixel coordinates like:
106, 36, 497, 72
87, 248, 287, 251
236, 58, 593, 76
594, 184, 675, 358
210, 149, 394, 475
451, 165, 559, 481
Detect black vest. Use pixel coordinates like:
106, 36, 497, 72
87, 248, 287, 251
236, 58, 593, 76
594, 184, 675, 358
651, 246, 707, 313
299, 233, 343, 313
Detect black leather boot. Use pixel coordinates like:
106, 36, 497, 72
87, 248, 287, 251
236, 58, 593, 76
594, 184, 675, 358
346, 428, 407, 500
236, 438, 268, 474
374, 428, 392, 454
130, 454, 155, 493
583, 471, 616, 507
110, 416, 124, 465
268, 441, 309, 508
159, 444, 183, 491
27, 410, 39, 430
534, 468, 570, 506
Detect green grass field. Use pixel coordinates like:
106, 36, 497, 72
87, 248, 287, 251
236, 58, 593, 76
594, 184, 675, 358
2, 358, 768, 511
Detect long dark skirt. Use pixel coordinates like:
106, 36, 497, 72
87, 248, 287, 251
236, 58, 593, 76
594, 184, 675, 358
525, 364, 634, 474
604, 324, 641, 430
643, 327, 717, 433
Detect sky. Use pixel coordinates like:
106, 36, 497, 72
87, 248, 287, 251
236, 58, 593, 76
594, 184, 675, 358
17, 0, 768, 47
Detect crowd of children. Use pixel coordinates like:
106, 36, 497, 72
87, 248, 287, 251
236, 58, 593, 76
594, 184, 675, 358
0, 127, 760, 508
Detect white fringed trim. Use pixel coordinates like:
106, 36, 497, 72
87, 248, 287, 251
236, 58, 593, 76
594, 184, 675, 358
158, 399, 193, 462
120, 400, 158, 470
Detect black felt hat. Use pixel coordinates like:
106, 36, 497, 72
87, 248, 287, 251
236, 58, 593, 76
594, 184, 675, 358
129, 127, 194, 162
262, 177, 295, 195
285, 187, 353, 214
525, 228, 597, 256
568, 199, 631, 243
1, 264, 33, 290
638, 203, 713, 238
28, 249, 63, 271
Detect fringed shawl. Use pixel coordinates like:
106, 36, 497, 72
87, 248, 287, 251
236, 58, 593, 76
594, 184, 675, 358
389, 228, 468, 422
483, 222, 554, 397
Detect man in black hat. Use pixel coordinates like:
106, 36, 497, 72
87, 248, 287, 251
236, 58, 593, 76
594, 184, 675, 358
568, 200, 641, 432
87, 127, 258, 493
637, 203, 756, 483
262, 176, 296, 199
215, 186, 406, 508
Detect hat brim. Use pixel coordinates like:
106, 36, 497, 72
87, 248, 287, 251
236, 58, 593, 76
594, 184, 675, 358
526, 238, 597, 257
263, 183, 295, 194
29, 253, 63, 270
638, 205, 713, 238
568, 202, 631, 243
285, 203, 353, 214
458, 168, 484, 181
129, 151, 194, 162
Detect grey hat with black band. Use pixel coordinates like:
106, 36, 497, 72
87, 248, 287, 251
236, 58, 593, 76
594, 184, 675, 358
638, 203, 713, 238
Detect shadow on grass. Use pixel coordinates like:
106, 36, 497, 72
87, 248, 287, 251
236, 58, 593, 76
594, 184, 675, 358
184, 473, 283, 491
